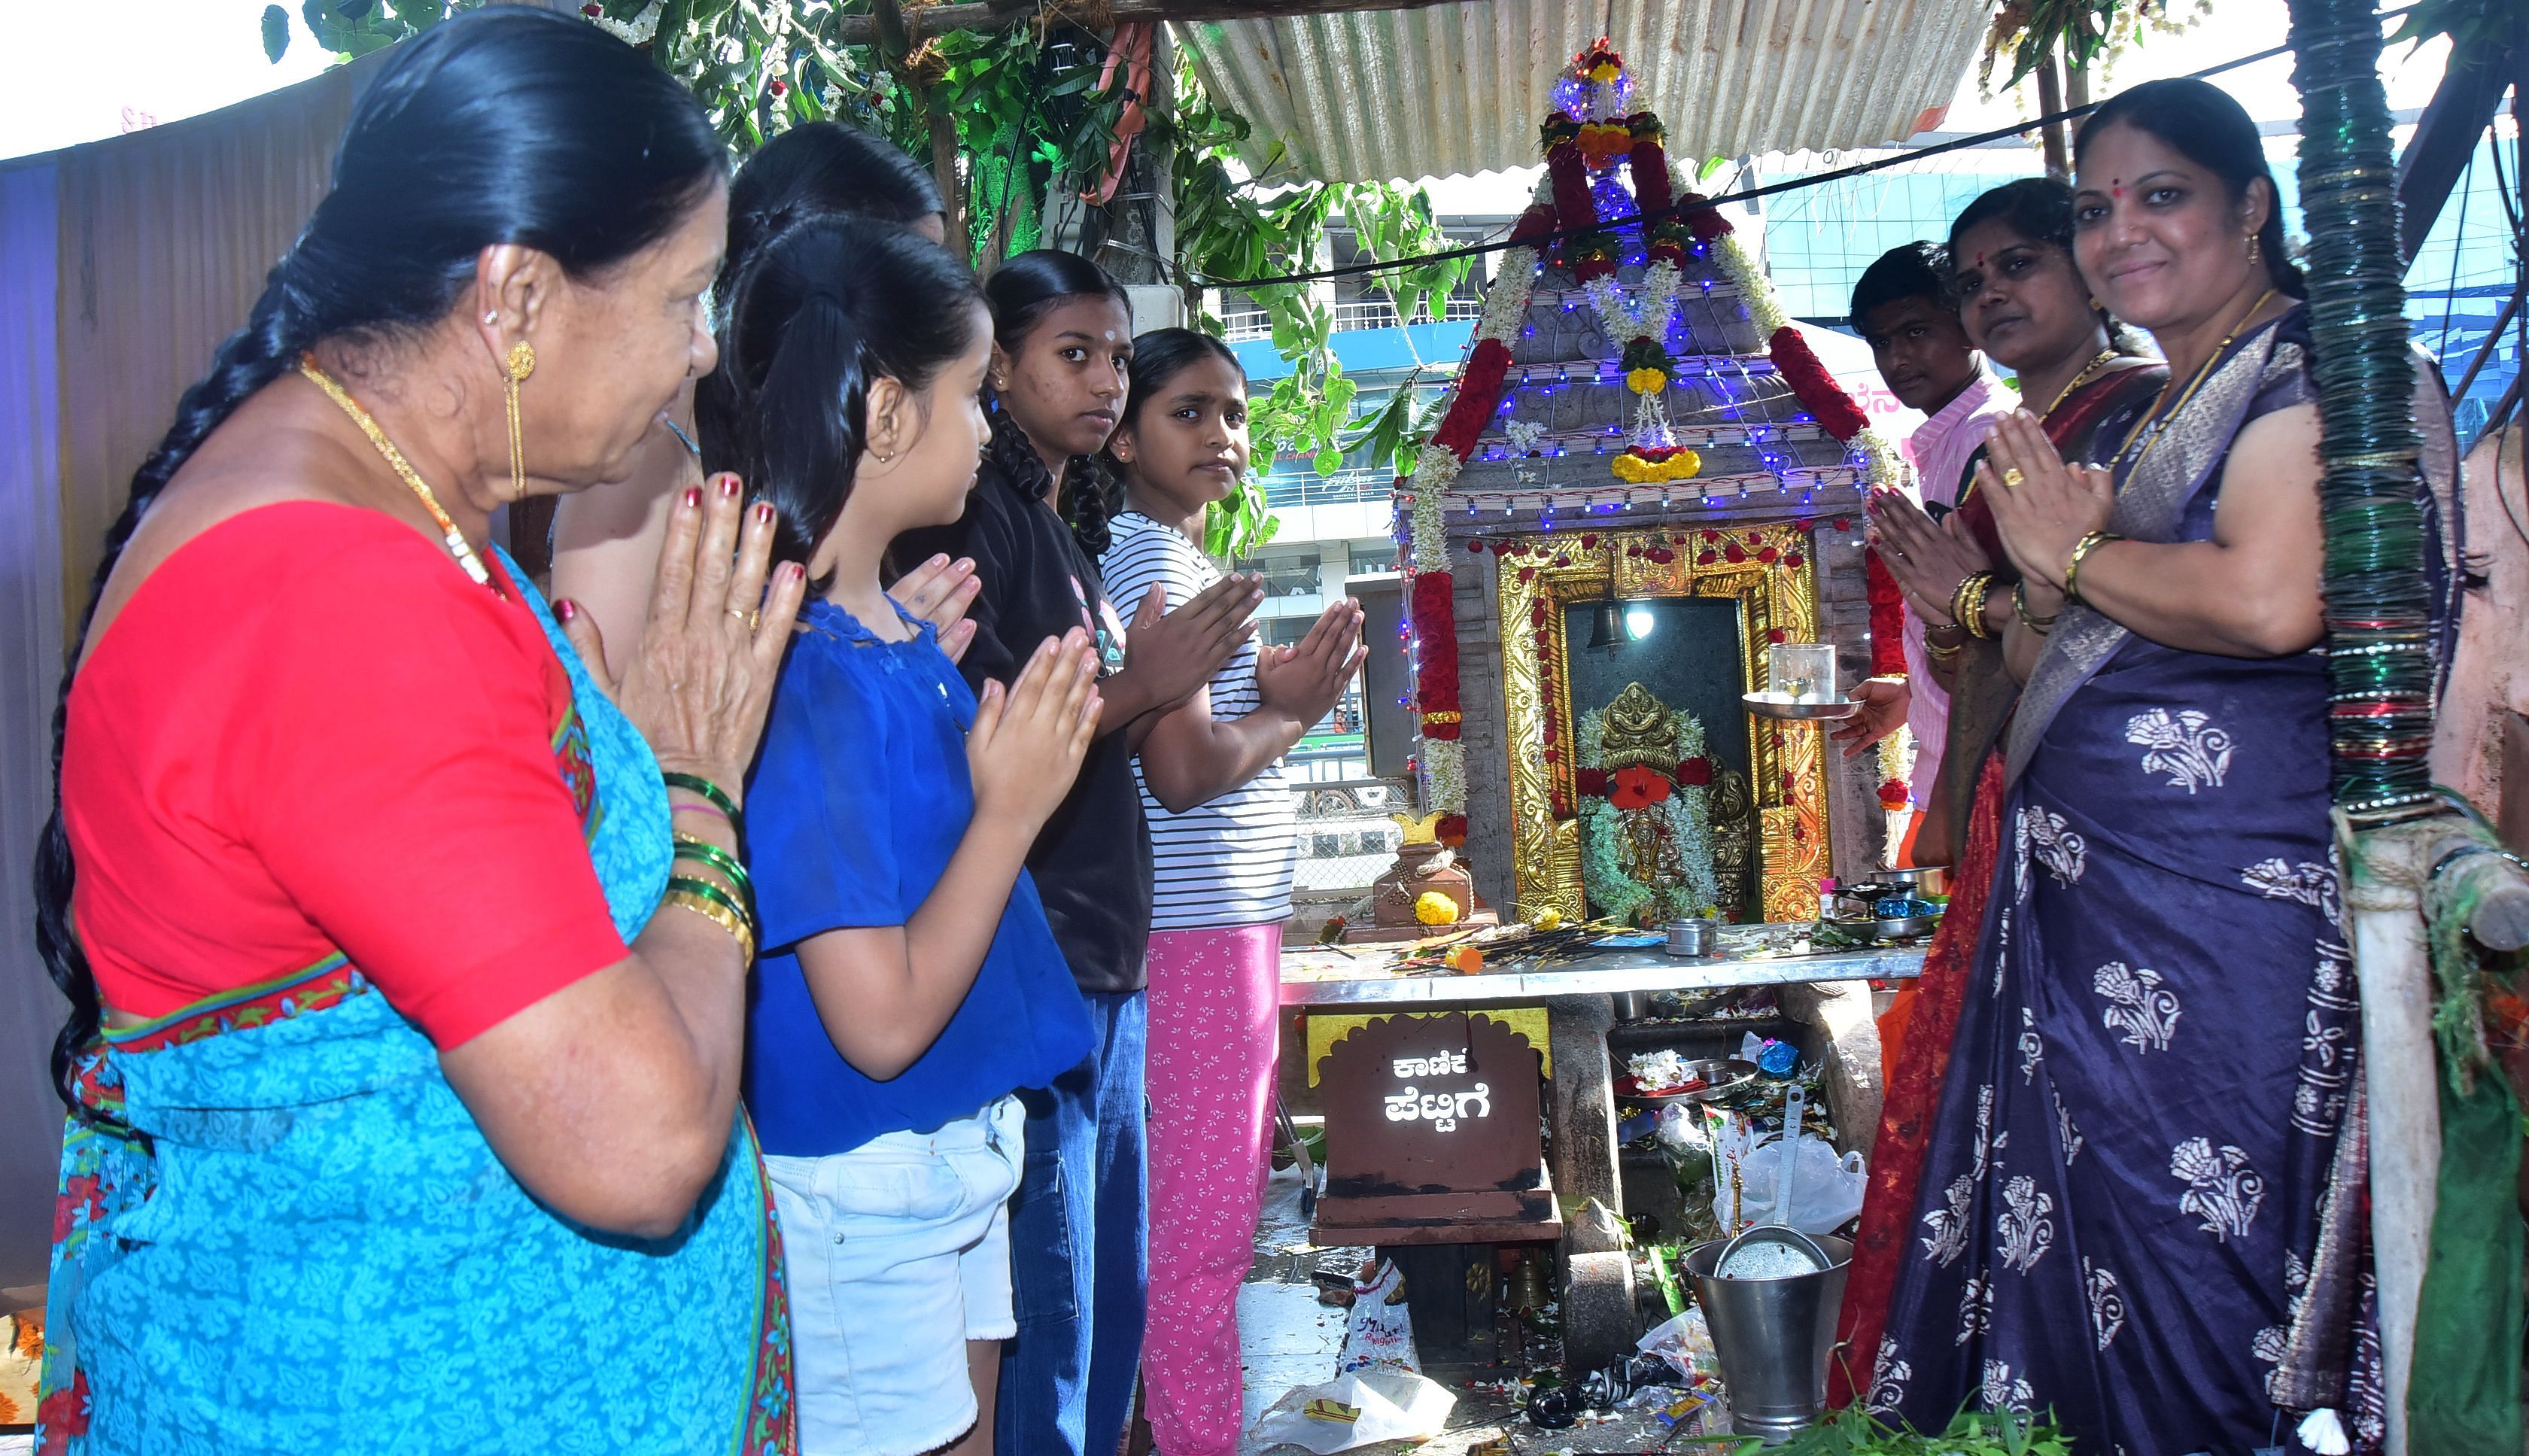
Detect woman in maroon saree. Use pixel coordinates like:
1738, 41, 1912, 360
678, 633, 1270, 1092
1834, 178, 2166, 1404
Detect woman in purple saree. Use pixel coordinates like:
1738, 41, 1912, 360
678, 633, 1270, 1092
1870, 80, 2460, 1456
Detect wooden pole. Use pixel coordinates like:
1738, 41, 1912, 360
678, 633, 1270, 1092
2035, 47, 2068, 178
930, 108, 967, 256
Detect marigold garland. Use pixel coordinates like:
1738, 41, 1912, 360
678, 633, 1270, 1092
1611, 445, 1703, 483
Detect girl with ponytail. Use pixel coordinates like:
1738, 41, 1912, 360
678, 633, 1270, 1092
709, 214, 1099, 1456
37, 11, 801, 1453
892, 253, 1262, 1456
552, 120, 978, 677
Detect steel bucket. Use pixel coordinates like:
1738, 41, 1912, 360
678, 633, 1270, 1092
1683, 1232, 1853, 1442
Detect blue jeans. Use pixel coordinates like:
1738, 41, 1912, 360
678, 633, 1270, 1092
999, 990, 1147, 1456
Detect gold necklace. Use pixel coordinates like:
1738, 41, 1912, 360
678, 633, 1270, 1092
2116, 287, 2278, 477
2039, 348, 2123, 419
297, 354, 494, 588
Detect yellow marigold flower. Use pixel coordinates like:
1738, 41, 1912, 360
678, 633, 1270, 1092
1533, 907, 1564, 930
1610, 448, 1703, 484
1414, 891, 1460, 926
1625, 367, 1668, 397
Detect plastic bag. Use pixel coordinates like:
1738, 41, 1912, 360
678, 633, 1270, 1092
1251, 1370, 1456, 1453
1711, 1130, 1866, 1235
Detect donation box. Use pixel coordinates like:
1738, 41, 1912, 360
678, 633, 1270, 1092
1312, 1011, 1557, 1246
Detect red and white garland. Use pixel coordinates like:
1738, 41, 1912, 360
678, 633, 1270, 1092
1400, 41, 1903, 829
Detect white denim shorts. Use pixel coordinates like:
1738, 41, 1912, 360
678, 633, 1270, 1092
764, 1095, 1026, 1456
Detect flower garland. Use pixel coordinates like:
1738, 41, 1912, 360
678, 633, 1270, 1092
1576, 707, 1722, 926
1410, 572, 1461, 743
1400, 41, 1907, 822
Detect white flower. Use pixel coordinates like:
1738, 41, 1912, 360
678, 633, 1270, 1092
2093, 961, 2182, 1053
1420, 737, 1467, 817
1994, 1174, 2055, 1273
1474, 243, 1541, 345
2124, 707, 2234, 792
2169, 1137, 2266, 1242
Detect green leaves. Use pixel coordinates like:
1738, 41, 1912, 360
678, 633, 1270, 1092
1979, 0, 2209, 96
1733, 1405, 2074, 1456
2388, 0, 2525, 53
262, 5, 292, 62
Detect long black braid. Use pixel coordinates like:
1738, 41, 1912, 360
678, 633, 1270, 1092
986, 406, 1117, 558
980, 250, 1133, 559
35, 8, 722, 1114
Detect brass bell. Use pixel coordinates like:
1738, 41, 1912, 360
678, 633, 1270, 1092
1509, 1249, 1551, 1313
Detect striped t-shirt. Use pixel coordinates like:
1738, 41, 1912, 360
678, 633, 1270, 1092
1101, 511, 1297, 930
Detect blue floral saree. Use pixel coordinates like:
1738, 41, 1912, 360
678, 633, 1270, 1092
1871, 311, 2459, 1456
36, 549, 794, 1456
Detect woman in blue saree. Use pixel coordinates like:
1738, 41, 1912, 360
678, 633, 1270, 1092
35, 13, 804, 1452
1871, 80, 2460, 1456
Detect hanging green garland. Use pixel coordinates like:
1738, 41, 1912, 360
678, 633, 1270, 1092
2284, 0, 2439, 819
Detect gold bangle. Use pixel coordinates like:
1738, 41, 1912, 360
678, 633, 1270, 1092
2062, 530, 2122, 605
2013, 580, 2059, 634
1953, 572, 1996, 640
664, 886, 755, 963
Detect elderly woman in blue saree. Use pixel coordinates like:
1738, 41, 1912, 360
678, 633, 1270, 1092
1869, 80, 2461, 1456
33, 13, 807, 1453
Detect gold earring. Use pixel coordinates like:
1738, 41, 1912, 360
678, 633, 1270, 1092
2246, 234, 2262, 268
503, 339, 536, 503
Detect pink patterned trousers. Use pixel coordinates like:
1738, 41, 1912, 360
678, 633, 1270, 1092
1139, 922, 1282, 1456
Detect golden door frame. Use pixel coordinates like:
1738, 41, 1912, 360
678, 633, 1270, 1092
1494, 521, 1830, 923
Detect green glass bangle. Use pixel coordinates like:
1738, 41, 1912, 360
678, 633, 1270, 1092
673, 828, 748, 889
673, 837, 753, 902
668, 873, 755, 939
662, 772, 743, 832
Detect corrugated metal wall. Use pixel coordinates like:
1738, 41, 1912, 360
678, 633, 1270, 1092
1176, 0, 1987, 184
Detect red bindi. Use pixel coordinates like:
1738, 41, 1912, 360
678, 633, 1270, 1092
2111, 181, 2125, 199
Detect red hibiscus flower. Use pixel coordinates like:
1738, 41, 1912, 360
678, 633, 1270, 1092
1610, 765, 1673, 810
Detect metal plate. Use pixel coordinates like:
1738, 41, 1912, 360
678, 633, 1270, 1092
1615, 1057, 1761, 1105
1741, 692, 1860, 721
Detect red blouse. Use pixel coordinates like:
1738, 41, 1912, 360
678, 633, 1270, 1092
62, 502, 630, 1047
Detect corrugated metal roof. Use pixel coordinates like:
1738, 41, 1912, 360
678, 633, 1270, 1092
1172, 0, 1990, 185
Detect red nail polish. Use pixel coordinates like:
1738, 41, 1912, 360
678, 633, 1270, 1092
780, 563, 804, 583
719, 475, 740, 498
555, 599, 578, 623
752, 500, 775, 524
682, 487, 702, 509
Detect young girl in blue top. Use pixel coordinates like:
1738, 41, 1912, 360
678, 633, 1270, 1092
710, 214, 1102, 1456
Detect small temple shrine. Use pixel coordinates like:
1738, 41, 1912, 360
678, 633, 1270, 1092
1393, 41, 1913, 928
